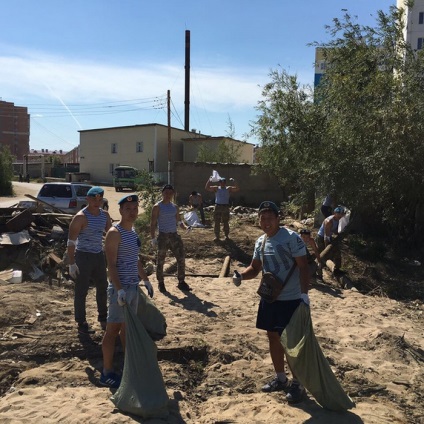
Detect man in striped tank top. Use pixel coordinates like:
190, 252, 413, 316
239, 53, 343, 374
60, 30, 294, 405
101, 194, 153, 388
67, 186, 112, 335
150, 184, 192, 294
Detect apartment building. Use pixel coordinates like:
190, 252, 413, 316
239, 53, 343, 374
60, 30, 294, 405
0, 100, 30, 159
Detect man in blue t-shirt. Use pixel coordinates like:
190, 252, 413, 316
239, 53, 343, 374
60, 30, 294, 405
233, 201, 310, 404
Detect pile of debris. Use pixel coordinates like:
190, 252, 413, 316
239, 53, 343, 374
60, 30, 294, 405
0, 199, 71, 285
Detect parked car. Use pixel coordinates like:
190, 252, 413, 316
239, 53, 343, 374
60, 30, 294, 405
36, 183, 109, 214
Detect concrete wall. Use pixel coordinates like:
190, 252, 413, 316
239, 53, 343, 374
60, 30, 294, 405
173, 162, 287, 207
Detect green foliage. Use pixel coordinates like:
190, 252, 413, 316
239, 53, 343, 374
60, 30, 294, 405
133, 170, 161, 247
251, 6, 424, 246
0, 146, 13, 195
348, 234, 387, 263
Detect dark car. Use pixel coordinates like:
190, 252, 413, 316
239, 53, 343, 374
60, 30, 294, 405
37, 183, 109, 214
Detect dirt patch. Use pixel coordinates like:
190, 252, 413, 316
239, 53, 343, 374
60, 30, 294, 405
0, 208, 423, 423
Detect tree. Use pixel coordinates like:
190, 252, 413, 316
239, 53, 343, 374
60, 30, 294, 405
251, 68, 324, 208
0, 146, 14, 196
251, 6, 424, 245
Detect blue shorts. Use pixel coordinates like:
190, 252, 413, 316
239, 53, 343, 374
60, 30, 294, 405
107, 283, 139, 323
256, 299, 301, 335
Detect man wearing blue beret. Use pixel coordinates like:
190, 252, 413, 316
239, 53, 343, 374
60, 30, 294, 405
67, 186, 112, 335
101, 194, 153, 388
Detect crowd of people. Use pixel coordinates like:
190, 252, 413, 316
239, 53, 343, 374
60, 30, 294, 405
66, 179, 348, 407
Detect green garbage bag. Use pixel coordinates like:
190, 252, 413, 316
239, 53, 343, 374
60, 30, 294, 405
137, 287, 167, 341
281, 303, 355, 411
111, 305, 169, 419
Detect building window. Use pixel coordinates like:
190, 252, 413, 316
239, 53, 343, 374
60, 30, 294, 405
419, 12, 424, 24
111, 143, 117, 154
136, 141, 143, 152
418, 38, 423, 50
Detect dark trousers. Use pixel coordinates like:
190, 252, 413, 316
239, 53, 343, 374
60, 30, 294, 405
74, 250, 108, 323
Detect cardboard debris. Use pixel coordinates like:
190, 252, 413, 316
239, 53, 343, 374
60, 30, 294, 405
0, 230, 31, 245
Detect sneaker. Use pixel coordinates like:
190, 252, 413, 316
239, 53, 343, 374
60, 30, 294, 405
213, 237, 220, 242
177, 281, 192, 291
158, 281, 167, 293
286, 382, 305, 403
77, 322, 95, 335
99, 372, 121, 389
261, 376, 290, 393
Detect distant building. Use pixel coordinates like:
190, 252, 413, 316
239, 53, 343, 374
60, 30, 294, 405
398, 0, 424, 50
314, 2, 424, 92
0, 100, 30, 159
79, 123, 253, 184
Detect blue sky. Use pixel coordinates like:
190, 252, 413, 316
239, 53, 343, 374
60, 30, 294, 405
1, 0, 393, 151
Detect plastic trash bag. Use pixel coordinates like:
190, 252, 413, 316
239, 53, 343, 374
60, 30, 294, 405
281, 303, 355, 411
183, 211, 204, 228
210, 170, 221, 182
137, 287, 167, 341
111, 305, 169, 419
338, 207, 351, 233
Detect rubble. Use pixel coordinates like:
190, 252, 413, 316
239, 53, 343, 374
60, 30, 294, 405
0, 201, 71, 285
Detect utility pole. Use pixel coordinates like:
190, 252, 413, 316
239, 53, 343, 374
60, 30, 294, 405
167, 90, 171, 184
184, 30, 190, 132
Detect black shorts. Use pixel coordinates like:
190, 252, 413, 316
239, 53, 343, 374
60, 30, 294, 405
256, 299, 301, 335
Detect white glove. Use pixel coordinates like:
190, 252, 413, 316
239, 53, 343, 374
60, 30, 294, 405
117, 289, 126, 306
144, 280, 154, 298
68, 263, 80, 279
300, 293, 310, 306
232, 270, 242, 287
151, 238, 158, 249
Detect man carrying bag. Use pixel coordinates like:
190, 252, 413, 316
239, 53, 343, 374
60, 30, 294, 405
232, 201, 310, 403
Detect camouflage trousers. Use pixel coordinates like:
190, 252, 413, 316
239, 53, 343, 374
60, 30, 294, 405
156, 232, 185, 282
315, 235, 342, 270
214, 204, 230, 238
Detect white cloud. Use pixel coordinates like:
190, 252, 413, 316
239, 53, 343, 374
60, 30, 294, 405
0, 48, 266, 112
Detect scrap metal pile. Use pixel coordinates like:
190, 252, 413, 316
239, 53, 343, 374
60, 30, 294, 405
0, 199, 71, 285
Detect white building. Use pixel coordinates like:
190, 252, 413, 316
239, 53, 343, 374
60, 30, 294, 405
398, 0, 424, 50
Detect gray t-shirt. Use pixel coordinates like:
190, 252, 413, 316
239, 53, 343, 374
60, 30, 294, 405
253, 227, 306, 301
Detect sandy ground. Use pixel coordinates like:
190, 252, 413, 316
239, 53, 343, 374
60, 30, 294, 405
0, 183, 423, 423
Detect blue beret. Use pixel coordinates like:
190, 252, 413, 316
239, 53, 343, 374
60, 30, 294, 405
334, 206, 346, 214
258, 201, 279, 215
87, 186, 104, 197
118, 194, 139, 205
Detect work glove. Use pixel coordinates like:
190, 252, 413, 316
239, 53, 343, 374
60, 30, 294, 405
300, 293, 310, 306
144, 280, 154, 298
232, 270, 242, 287
68, 263, 80, 279
117, 289, 126, 306
151, 238, 158, 249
